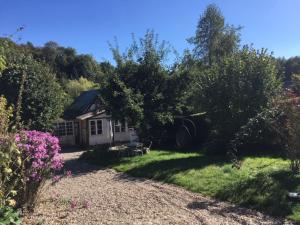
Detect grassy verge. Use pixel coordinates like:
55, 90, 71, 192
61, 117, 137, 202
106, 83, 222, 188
81, 148, 300, 222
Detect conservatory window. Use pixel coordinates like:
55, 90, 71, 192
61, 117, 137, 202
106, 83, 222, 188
55, 121, 73, 136
90, 119, 103, 135
114, 120, 126, 133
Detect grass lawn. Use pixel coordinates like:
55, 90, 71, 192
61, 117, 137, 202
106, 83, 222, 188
81, 148, 300, 222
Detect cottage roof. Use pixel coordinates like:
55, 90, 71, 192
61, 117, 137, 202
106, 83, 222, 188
64, 89, 101, 119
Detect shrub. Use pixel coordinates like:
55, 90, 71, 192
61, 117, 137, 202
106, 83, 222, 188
16, 130, 64, 211
0, 96, 13, 134
0, 206, 21, 225
0, 56, 66, 131
0, 96, 21, 209
277, 91, 300, 172
230, 90, 300, 173
193, 47, 282, 147
0, 135, 22, 208
291, 73, 300, 95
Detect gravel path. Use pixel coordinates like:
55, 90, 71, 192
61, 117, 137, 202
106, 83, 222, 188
23, 150, 293, 225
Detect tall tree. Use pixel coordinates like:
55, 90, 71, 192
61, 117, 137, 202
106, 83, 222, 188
192, 46, 282, 146
101, 30, 189, 142
189, 4, 241, 66
0, 39, 66, 131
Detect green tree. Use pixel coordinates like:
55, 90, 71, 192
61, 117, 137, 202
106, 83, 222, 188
71, 55, 103, 80
285, 56, 300, 81
189, 4, 241, 66
193, 46, 282, 145
0, 55, 66, 131
65, 76, 100, 101
102, 30, 189, 141
291, 73, 300, 94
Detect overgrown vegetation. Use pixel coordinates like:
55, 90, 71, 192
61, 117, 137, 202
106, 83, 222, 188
100, 30, 190, 142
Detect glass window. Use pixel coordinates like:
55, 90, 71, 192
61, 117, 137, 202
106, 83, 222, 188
97, 120, 102, 135
90, 120, 96, 135
114, 121, 121, 133
58, 123, 66, 136
115, 120, 126, 133
121, 121, 126, 132
66, 122, 73, 135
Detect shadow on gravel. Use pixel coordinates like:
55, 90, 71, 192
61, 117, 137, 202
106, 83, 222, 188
61, 146, 86, 153
61, 155, 103, 177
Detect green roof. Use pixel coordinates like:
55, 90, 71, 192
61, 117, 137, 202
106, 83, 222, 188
64, 89, 100, 119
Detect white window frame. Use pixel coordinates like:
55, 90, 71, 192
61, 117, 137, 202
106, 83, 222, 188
114, 120, 126, 133
89, 119, 103, 136
55, 121, 74, 136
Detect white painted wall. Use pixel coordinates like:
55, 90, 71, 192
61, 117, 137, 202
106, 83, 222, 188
114, 131, 130, 142
88, 118, 112, 145
87, 115, 135, 145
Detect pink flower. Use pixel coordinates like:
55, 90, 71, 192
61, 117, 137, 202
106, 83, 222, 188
66, 170, 72, 177
70, 198, 78, 210
15, 130, 64, 182
52, 175, 61, 183
83, 200, 91, 209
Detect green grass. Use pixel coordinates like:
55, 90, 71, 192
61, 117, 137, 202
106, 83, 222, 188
81, 149, 300, 222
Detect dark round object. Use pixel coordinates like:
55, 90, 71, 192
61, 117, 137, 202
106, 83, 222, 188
176, 125, 192, 148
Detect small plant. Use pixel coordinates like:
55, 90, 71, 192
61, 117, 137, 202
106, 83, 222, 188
0, 206, 21, 225
0, 96, 23, 210
69, 198, 78, 211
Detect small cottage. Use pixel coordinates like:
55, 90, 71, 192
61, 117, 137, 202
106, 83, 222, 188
54, 90, 138, 146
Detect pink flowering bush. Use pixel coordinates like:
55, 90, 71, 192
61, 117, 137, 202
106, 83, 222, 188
15, 130, 64, 211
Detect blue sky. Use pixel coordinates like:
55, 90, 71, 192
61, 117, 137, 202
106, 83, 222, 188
1, 0, 300, 62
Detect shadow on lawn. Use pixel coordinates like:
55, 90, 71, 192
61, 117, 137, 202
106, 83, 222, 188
117, 154, 229, 182
215, 170, 300, 218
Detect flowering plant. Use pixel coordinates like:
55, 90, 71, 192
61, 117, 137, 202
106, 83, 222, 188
15, 130, 64, 210
16, 130, 63, 181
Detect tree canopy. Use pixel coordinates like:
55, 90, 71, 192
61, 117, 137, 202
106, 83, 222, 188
188, 4, 241, 66
101, 30, 190, 141
0, 38, 66, 131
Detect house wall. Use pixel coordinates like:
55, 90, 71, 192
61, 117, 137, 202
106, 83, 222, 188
86, 114, 135, 146
114, 131, 130, 142
80, 120, 88, 145
54, 119, 76, 146
55, 114, 137, 146
88, 115, 113, 145
114, 121, 132, 142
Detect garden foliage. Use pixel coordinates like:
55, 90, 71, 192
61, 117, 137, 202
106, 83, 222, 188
191, 47, 282, 148
15, 130, 63, 210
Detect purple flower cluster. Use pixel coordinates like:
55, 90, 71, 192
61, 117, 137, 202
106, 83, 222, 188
16, 130, 64, 181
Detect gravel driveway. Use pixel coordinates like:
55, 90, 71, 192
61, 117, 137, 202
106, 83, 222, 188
23, 149, 293, 225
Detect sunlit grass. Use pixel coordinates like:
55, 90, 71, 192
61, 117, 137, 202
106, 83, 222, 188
82, 149, 300, 222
